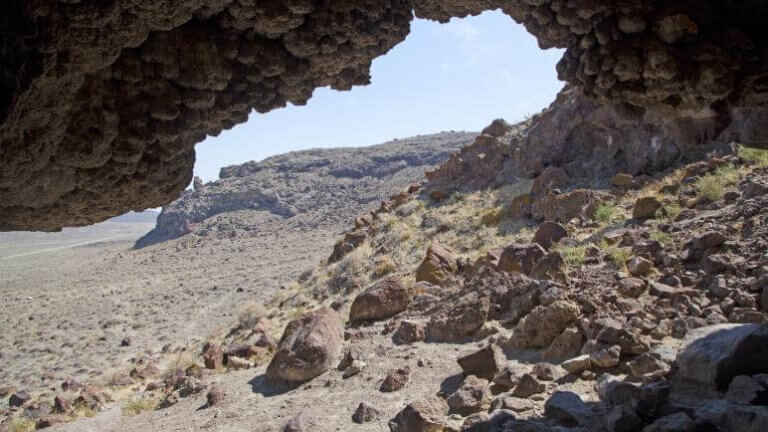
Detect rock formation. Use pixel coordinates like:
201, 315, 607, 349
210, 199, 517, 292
3, 1, 768, 231
134, 131, 473, 247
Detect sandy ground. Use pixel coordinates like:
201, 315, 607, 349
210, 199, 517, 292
0, 213, 336, 392
46, 321, 596, 432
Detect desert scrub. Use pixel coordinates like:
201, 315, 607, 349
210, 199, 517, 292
659, 202, 682, 220
327, 243, 373, 294
650, 230, 674, 247
695, 164, 740, 201
372, 255, 397, 278
594, 203, 619, 224
122, 397, 158, 416
738, 146, 768, 166
7, 417, 36, 432
481, 206, 504, 226
237, 302, 268, 330
70, 402, 98, 420
600, 241, 631, 267
445, 191, 466, 205
395, 200, 421, 217
557, 245, 587, 268
695, 174, 726, 201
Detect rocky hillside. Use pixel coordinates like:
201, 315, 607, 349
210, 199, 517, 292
11, 117, 767, 432
135, 132, 476, 248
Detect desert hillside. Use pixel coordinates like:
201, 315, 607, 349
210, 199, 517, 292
0, 131, 472, 413
136, 132, 476, 248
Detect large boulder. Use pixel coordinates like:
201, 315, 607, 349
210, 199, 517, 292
532, 221, 568, 249
531, 190, 597, 222
457, 345, 504, 380
266, 308, 344, 383
497, 243, 546, 275
426, 295, 490, 342
509, 301, 580, 348
389, 396, 449, 432
676, 324, 768, 391
416, 242, 458, 284
446, 375, 492, 415
349, 277, 412, 322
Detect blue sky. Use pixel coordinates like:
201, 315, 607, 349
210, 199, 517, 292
194, 10, 564, 182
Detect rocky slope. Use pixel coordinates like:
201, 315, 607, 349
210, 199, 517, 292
136, 131, 475, 248
5, 108, 768, 432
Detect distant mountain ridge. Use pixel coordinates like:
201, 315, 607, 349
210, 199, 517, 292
135, 131, 476, 248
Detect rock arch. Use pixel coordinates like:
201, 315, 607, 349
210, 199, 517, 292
2, 0, 767, 230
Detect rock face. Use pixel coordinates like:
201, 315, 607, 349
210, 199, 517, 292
266, 307, 343, 383
4, 1, 768, 231
135, 133, 473, 247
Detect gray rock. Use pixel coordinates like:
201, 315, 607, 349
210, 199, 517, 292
544, 391, 594, 426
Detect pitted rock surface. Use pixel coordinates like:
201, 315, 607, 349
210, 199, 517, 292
4, 1, 768, 230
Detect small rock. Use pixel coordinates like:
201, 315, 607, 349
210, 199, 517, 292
381, 366, 411, 392
446, 375, 492, 415
532, 363, 556, 381
457, 345, 503, 380
389, 396, 449, 432
393, 321, 426, 345
203, 343, 224, 370
562, 355, 591, 374
352, 402, 381, 423
627, 256, 654, 277
590, 345, 621, 368
618, 277, 646, 298
53, 396, 71, 413
533, 221, 568, 250
206, 385, 224, 407
267, 307, 344, 383
342, 360, 367, 379
9, 389, 30, 407
544, 391, 594, 426
633, 196, 661, 219
512, 373, 545, 398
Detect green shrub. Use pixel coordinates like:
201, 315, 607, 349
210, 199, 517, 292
557, 245, 587, 268
599, 241, 631, 267
696, 174, 726, 201
659, 202, 682, 220
650, 230, 674, 247
738, 146, 768, 166
594, 203, 617, 224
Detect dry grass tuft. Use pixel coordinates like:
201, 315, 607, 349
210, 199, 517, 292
7, 417, 36, 432
122, 397, 158, 416
372, 255, 397, 278
237, 302, 268, 330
